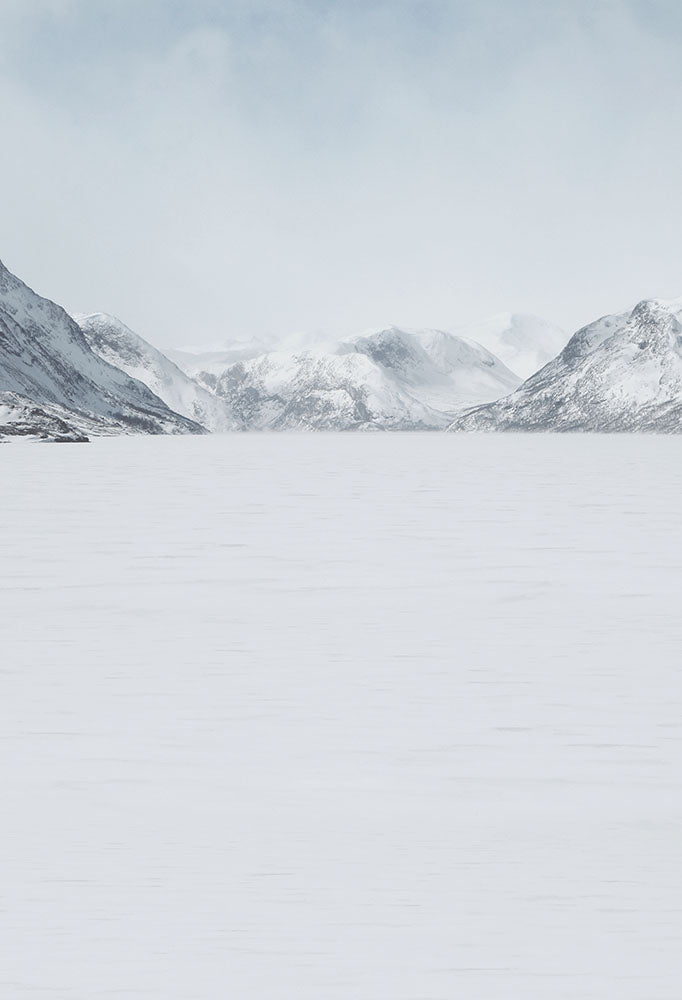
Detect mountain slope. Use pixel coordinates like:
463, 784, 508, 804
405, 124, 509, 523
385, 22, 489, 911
454, 313, 567, 379
451, 299, 682, 433
0, 392, 89, 442
175, 325, 521, 430
203, 350, 446, 430
75, 313, 236, 432
0, 260, 203, 439
338, 326, 521, 415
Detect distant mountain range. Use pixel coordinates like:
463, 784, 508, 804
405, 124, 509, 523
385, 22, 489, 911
0, 257, 552, 439
7, 255, 682, 440
171, 326, 521, 431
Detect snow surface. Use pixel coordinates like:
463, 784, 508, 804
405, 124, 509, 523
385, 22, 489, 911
3, 433, 682, 998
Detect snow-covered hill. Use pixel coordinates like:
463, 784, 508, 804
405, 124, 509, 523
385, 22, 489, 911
202, 350, 445, 431
2, 254, 575, 437
76, 313, 237, 432
172, 326, 521, 430
339, 326, 521, 415
454, 313, 567, 379
451, 299, 682, 433
0, 260, 203, 440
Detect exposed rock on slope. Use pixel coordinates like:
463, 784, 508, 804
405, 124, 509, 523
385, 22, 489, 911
76, 312, 236, 432
451, 299, 682, 433
202, 350, 445, 431
2, 253, 575, 437
339, 326, 521, 416
0, 259, 202, 440
0, 392, 89, 442
175, 326, 521, 431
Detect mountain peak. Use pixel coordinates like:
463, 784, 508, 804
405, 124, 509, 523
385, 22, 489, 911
75, 311, 237, 432
0, 261, 203, 439
451, 295, 682, 433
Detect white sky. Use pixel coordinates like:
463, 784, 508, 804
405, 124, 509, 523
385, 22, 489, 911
2, 0, 682, 348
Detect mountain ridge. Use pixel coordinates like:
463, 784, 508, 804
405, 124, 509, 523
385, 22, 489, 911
0, 259, 203, 440
170, 325, 524, 431
450, 299, 682, 433
75, 312, 237, 432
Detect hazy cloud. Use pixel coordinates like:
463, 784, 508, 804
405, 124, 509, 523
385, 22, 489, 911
2, 0, 682, 347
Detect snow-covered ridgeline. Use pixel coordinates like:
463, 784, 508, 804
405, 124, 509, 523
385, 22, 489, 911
451, 299, 682, 433
75, 313, 239, 433
0, 259, 203, 440
169, 326, 525, 431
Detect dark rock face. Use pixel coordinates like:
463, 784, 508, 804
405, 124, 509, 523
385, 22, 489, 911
206, 351, 447, 431
0, 259, 204, 441
450, 299, 682, 433
0, 392, 89, 442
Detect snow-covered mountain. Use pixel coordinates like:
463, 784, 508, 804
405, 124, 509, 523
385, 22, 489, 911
2, 254, 578, 437
76, 313, 237, 432
199, 350, 446, 431
451, 299, 682, 433
0, 260, 203, 440
454, 313, 567, 379
338, 326, 520, 415
173, 326, 521, 431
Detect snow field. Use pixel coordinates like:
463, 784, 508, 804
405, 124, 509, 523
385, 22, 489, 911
2, 433, 682, 998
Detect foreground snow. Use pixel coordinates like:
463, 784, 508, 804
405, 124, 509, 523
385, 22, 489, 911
3, 434, 682, 998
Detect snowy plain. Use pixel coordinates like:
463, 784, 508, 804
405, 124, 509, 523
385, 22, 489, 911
2, 433, 682, 999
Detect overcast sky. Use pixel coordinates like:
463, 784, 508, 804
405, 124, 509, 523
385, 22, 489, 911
1, 0, 682, 348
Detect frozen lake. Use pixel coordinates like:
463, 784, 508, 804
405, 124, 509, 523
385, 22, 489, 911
3, 433, 682, 999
